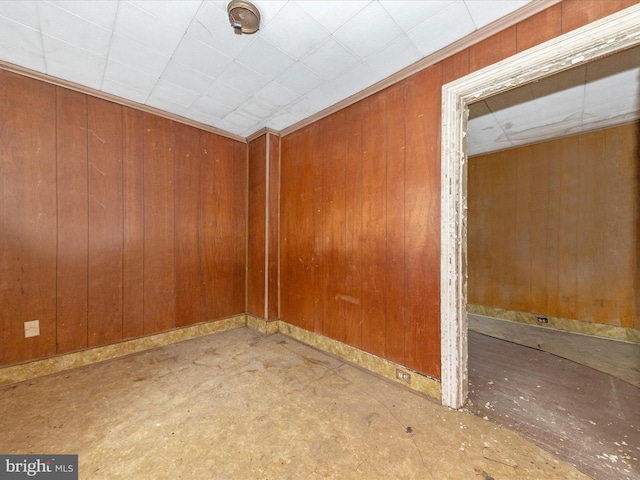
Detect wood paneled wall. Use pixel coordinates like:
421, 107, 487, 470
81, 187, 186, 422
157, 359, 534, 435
280, 68, 442, 378
468, 123, 639, 329
247, 133, 279, 320
0, 71, 247, 366
278, 0, 638, 380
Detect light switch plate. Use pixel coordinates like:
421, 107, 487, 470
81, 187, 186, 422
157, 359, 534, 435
24, 320, 40, 338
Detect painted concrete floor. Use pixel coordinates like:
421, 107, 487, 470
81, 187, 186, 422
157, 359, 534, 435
468, 314, 640, 387
467, 319, 640, 480
0, 327, 590, 479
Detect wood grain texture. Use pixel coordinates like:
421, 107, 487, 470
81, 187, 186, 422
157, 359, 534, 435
174, 122, 203, 327
55, 87, 88, 354
247, 134, 267, 318
468, 124, 638, 329
469, 26, 517, 73
267, 134, 280, 320
403, 65, 442, 378
122, 107, 145, 339
143, 113, 176, 335
561, 0, 639, 33
0, 71, 57, 364
516, 3, 562, 52
87, 97, 123, 347
441, 49, 469, 85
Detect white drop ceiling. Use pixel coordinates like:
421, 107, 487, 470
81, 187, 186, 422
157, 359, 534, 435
0, 0, 637, 152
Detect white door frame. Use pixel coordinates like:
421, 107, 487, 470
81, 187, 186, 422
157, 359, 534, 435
440, 4, 640, 409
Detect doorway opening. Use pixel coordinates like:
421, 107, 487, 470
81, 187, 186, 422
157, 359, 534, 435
439, 4, 640, 410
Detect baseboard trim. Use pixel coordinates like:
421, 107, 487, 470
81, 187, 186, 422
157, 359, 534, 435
246, 317, 442, 401
467, 305, 640, 343
0, 315, 247, 386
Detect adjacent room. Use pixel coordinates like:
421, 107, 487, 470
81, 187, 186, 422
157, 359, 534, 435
1, 1, 638, 478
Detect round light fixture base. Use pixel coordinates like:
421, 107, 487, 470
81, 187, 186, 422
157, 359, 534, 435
227, 0, 261, 35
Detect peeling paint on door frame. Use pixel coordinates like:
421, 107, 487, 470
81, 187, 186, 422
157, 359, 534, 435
440, 4, 640, 409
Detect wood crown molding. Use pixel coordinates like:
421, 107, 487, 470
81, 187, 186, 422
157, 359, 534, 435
1, 0, 558, 144
0, 59, 246, 144
279, 0, 562, 137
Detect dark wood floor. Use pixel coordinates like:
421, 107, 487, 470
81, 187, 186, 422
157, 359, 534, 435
468, 330, 640, 480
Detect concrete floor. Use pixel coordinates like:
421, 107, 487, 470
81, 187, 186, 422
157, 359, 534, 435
0, 327, 589, 479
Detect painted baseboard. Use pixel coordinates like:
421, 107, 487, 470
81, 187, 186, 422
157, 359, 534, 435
467, 305, 640, 344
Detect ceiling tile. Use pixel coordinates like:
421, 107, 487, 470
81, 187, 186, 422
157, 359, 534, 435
464, 0, 530, 29
146, 95, 186, 116
259, 2, 327, 59
305, 82, 347, 110
216, 109, 260, 132
301, 37, 360, 80
297, 1, 370, 33
276, 62, 324, 95
129, 0, 202, 31
408, 1, 476, 57
251, 0, 288, 27
171, 34, 233, 79
191, 94, 235, 118
101, 78, 149, 104
38, 2, 112, 56
0, 16, 43, 68
0, 1, 39, 29
114, 1, 187, 57
380, 0, 454, 32
238, 97, 277, 119
236, 37, 295, 79
182, 108, 221, 127
187, 1, 255, 58
205, 80, 250, 108
364, 34, 422, 78
332, 62, 382, 97
103, 59, 157, 93
288, 97, 321, 117
334, 2, 403, 59
256, 81, 300, 108
109, 33, 169, 78
48, 0, 118, 30
149, 78, 200, 108
42, 36, 107, 89
217, 61, 269, 94
160, 59, 213, 93
267, 111, 304, 130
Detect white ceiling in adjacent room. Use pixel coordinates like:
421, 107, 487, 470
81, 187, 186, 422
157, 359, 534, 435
0, 0, 637, 151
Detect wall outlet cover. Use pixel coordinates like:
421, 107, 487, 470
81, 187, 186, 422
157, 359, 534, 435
24, 320, 40, 338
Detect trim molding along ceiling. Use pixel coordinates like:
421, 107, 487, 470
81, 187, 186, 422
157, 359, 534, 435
0, 0, 560, 144
440, 3, 640, 409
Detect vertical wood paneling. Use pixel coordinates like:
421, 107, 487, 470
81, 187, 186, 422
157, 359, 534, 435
267, 135, 280, 320
122, 107, 144, 339
174, 122, 203, 326
404, 65, 441, 377
87, 97, 123, 347
343, 103, 364, 348
280, 128, 316, 331
516, 3, 562, 52
55, 88, 88, 353
469, 26, 517, 73
212, 138, 246, 317
0, 72, 57, 364
442, 49, 469, 85
143, 114, 175, 334
385, 82, 406, 364
319, 112, 347, 342
361, 93, 387, 357
247, 135, 266, 318
561, 0, 639, 32
468, 124, 638, 329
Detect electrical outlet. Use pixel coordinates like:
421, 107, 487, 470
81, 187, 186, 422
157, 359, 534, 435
537, 316, 549, 324
24, 320, 40, 338
396, 369, 411, 384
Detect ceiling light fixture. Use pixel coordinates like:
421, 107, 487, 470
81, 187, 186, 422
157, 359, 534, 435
227, 0, 261, 35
